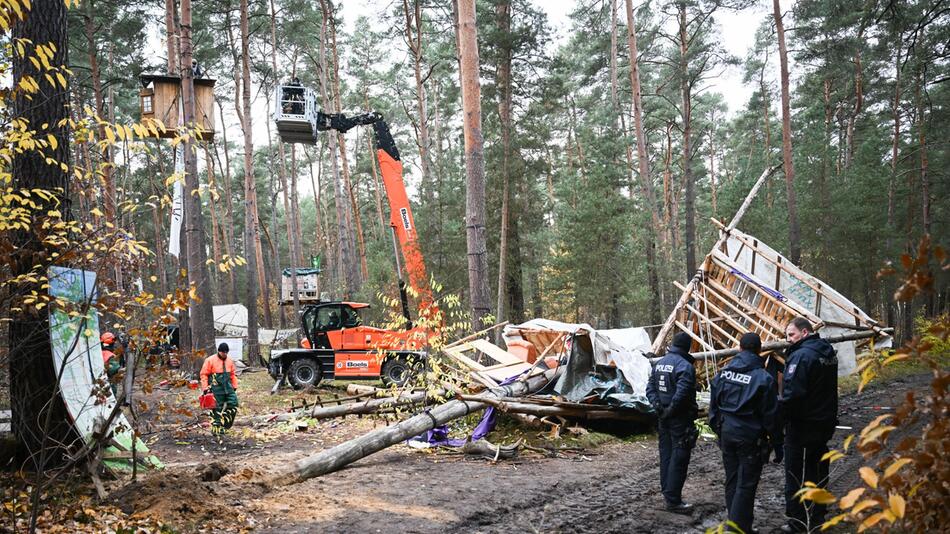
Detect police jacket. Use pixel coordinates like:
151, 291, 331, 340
708, 350, 782, 444
781, 334, 838, 427
646, 347, 698, 420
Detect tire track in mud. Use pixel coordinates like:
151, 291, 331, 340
449, 444, 726, 534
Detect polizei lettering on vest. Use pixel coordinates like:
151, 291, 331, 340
721, 370, 752, 385
656, 364, 674, 373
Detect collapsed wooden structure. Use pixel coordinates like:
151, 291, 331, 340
651, 166, 890, 374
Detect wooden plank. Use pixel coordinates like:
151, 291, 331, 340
444, 321, 509, 349
684, 301, 742, 346
674, 320, 716, 352
675, 279, 774, 335
442, 345, 487, 371
468, 339, 523, 365
710, 250, 819, 322
700, 278, 786, 334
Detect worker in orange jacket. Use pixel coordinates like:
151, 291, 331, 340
200, 343, 239, 437
101, 332, 121, 396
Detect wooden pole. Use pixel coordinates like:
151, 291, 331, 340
268, 367, 560, 485
649, 328, 891, 363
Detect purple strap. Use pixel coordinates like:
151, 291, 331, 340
729, 268, 786, 302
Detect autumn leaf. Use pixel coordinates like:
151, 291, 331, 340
888, 493, 906, 519
883, 458, 912, 480
839, 487, 865, 509
859, 466, 879, 489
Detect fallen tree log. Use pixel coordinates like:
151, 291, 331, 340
236, 390, 437, 426
267, 368, 560, 486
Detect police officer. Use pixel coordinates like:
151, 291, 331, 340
709, 333, 782, 534
780, 317, 838, 533
646, 331, 699, 514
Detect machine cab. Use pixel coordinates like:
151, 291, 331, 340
273, 83, 319, 144
302, 302, 367, 350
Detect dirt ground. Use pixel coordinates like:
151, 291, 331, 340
89, 368, 935, 534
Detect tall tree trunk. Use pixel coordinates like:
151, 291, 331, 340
773, 0, 801, 264
83, 0, 115, 230
617, 0, 660, 324
709, 109, 717, 217
9, 0, 75, 470
240, 0, 261, 364
328, 9, 367, 281
267, 0, 301, 319
206, 146, 222, 300
494, 0, 512, 328
678, 2, 696, 278
403, 0, 434, 204
164, 0, 179, 74
319, 0, 359, 296
456, 0, 492, 329
180, 0, 216, 371
914, 63, 933, 317
212, 139, 238, 303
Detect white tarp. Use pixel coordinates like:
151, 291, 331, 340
47, 266, 161, 471
213, 303, 298, 346
724, 228, 891, 375
503, 319, 652, 397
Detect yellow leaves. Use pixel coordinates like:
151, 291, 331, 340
820, 513, 848, 530
839, 487, 865, 509
859, 466, 879, 489
881, 353, 910, 366
46, 133, 58, 150
851, 498, 879, 515
821, 449, 845, 463
796, 486, 837, 505
888, 493, 905, 519
843, 434, 855, 452
883, 458, 912, 480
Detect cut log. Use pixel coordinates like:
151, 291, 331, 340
268, 367, 561, 486
461, 438, 521, 460
237, 390, 437, 426
346, 384, 379, 395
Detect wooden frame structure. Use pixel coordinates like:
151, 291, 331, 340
651, 166, 889, 372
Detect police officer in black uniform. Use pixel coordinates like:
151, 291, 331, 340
709, 333, 782, 534
780, 317, 838, 533
646, 331, 699, 514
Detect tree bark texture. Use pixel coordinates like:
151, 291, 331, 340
773, 0, 801, 265
457, 0, 493, 329
623, 0, 662, 324
240, 0, 261, 364
9, 0, 76, 470
179, 0, 216, 371
318, 0, 360, 296
495, 0, 512, 329
678, 2, 697, 279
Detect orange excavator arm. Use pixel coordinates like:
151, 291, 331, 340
316, 112, 437, 328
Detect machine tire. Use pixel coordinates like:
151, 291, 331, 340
381, 357, 411, 387
288, 357, 322, 389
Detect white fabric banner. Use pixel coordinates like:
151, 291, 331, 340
168, 145, 184, 258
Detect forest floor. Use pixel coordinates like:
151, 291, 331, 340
1, 367, 935, 533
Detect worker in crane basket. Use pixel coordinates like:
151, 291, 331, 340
200, 342, 240, 439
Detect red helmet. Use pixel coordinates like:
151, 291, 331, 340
100, 332, 116, 344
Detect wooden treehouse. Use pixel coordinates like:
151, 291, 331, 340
139, 74, 216, 140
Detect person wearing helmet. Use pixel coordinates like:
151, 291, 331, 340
200, 343, 239, 439
101, 332, 121, 395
